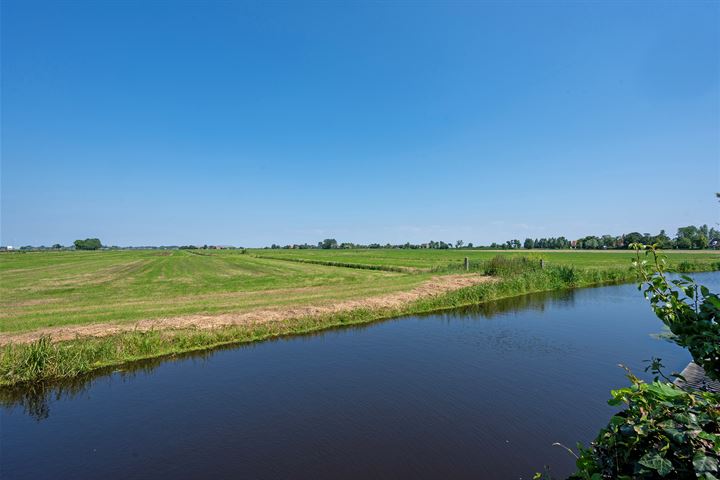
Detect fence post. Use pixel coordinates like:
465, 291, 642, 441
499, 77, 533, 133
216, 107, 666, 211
464, 257, 470, 271
540, 259, 545, 269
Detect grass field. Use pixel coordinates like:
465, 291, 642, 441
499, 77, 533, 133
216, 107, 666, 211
1, 248, 718, 385
0, 250, 434, 333
2, 249, 719, 334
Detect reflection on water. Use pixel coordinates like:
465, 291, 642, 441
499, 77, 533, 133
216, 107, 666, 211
457, 287, 576, 318
0, 351, 219, 421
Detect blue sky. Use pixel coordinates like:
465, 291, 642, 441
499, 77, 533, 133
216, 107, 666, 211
2, 1, 718, 247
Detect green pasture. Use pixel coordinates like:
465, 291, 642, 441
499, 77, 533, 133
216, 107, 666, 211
1, 248, 718, 334
0, 250, 428, 333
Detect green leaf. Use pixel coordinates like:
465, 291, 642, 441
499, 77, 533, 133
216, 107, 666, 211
659, 422, 686, 443
693, 453, 719, 473
646, 382, 686, 399
707, 296, 720, 309
639, 452, 673, 476
698, 431, 717, 442
609, 415, 625, 425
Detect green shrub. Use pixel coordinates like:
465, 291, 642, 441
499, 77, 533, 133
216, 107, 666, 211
633, 244, 720, 381
677, 260, 699, 273
555, 266, 578, 286
483, 255, 541, 276
569, 370, 719, 479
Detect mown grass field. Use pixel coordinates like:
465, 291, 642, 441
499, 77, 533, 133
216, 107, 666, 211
2, 248, 718, 334
0, 250, 433, 333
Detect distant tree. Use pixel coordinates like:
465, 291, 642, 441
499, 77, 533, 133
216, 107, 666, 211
675, 225, 705, 249
319, 238, 338, 249
652, 230, 672, 249
675, 237, 692, 249
455, 240, 464, 249
523, 238, 533, 249
581, 236, 600, 249
694, 234, 709, 250
467, 242, 473, 248
52, 244, 63, 249
600, 235, 615, 249
676, 226, 699, 242
73, 238, 102, 250
622, 232, 644, 248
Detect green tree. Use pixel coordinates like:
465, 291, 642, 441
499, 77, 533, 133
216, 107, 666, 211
675, 236, 692, 249
319, 238, 338, 249
652, 230, 672, 249
694, 234, 709, 250
600, 235, 615, 248
523, 238, 533, 249
676, 225, 700, 248
623, 232, 644, 247
73, 238, 102, 250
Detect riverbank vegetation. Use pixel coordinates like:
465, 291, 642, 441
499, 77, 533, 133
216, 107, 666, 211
1, 249, 718, 386
553, 246, 720, 479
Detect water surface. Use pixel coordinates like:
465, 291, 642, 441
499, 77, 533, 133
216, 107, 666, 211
2, 272, 718, 479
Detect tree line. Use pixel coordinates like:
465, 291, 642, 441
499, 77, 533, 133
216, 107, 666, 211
520, 225, 717, 250
4, 224, 717, 252
265, 225, 718, 250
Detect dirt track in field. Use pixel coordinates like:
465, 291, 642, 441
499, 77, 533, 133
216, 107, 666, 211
0, 274, 492, 346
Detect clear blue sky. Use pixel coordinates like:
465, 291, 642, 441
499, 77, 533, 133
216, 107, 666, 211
2, 1, 718, 247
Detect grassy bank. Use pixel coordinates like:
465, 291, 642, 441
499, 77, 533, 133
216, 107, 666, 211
3, 261, 718, 386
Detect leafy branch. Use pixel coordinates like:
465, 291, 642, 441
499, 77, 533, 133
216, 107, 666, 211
630, 242, 720, 381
